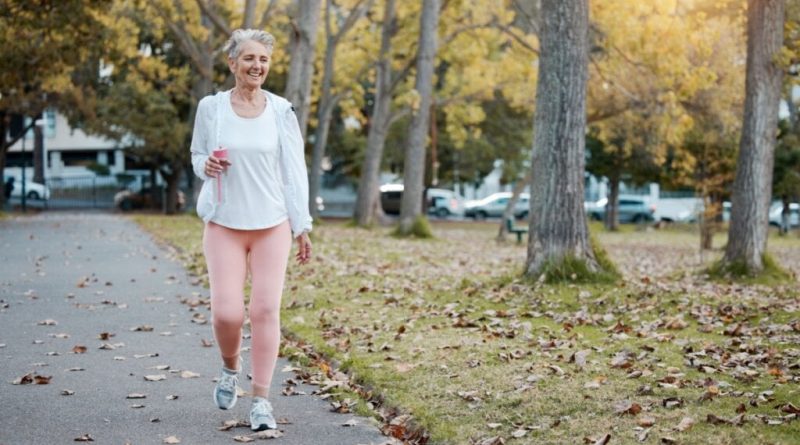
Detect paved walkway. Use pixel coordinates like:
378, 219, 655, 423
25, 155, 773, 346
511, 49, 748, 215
0, 212, 391, 445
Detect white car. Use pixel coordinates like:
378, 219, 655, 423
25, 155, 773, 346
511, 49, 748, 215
4, 176, 50, 200
464, 192, 530, 220
769, 201, 799, 228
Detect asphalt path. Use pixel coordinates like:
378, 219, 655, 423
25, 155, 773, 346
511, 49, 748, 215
0, 212, 392, 445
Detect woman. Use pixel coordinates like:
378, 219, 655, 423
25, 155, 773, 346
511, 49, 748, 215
189, 28, 313, 432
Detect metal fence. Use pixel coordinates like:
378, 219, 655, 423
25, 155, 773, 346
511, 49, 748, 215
42, 176, 120, 209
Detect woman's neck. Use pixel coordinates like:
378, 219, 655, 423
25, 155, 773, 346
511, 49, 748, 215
233, 86, 261, 104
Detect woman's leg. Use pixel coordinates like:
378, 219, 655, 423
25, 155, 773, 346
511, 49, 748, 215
247, 220, 292, 397
203, 222, 248, 370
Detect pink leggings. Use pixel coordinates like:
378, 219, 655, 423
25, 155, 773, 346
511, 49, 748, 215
203, 220, 292, 393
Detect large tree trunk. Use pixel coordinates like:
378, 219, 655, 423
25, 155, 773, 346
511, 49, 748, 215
398, 0, 439, 234
525, 0, 599, 277
354, 0, 396, 227
723, 0, 785, 272
604, 176, 620, 231
284, 0, 322, 140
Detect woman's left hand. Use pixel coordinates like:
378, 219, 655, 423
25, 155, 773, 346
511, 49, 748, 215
295, 232, 312, 265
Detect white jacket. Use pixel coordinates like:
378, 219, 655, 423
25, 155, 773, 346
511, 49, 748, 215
190, 89, 313, 238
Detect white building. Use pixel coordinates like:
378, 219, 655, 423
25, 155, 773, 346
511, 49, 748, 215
6, 110, 128, 182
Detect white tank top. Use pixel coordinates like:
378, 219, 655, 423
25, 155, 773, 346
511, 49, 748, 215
210, 91, 288, 230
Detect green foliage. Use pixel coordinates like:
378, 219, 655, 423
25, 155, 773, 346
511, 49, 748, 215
774, 119, 800, 200
393, 214, 434, 239
86, 162, 110, 176
707, 253, 792, 285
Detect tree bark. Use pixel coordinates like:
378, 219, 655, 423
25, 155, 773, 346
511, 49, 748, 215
525, 0, 599, 277
161, 163, 183, 215
284, 0, 322, 140
398, 0, 440, 234
604, 176, 619, 231
33, 123, 44, 184
354, 0, 396, 227
723, 0, 785, 272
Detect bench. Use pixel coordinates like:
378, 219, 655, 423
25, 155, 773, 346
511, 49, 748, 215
506, 217, 528, 244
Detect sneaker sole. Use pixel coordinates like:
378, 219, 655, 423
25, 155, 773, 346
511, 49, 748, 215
250, 423, 276, 432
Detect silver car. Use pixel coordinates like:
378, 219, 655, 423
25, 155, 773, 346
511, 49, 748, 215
464, 192, 530, 220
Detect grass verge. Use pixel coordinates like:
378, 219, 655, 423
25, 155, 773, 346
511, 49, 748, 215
133, 214, 800, 445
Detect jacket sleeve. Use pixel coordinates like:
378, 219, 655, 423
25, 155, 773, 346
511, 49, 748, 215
279, 104, 313, 238
190, 97, 213, 181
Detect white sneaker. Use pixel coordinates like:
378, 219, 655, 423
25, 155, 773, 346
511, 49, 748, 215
213, 368, 239, 410
250, 397, 277, 431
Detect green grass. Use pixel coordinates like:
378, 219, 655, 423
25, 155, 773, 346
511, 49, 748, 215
707, 253, 793, 285
133, 214, 800, 445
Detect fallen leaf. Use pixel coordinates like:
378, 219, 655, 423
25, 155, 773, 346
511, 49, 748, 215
250, 430, 284, 439
38, 319, 58, 326
131, 325, 154, 332
638, 416, 656, 427
674, 417, 694, 432
130, 404, 145, 409
166, 395, 179, 400
98, 332, 114, 340
614, 400, 642, 416
144, 375, 166, 382
201, 339, 213, 347
62, 389, 75, 395
180, 370, 200, 379
72, 345, 87, 354
233, 437, 255, 443
592, 433, 611, 445
219, 419, 250, 431
74, 433, 94, 442
476, 437, 505, 445
126, 393, 146, 399
342, 419, 358, 427
511, 429, 527, 438
163, 436, 180, 444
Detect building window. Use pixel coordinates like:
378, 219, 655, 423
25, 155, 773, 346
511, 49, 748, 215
61, 151, 97, 167
45, 110, 56, 139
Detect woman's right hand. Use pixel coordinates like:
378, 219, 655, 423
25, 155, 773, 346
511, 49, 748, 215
205, 156, 231, 178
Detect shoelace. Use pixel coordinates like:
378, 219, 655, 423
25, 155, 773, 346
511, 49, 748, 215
218, 373, 238, 393
252, 401, 271, 417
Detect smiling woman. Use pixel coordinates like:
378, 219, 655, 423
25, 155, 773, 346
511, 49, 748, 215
187, 28, 313, 433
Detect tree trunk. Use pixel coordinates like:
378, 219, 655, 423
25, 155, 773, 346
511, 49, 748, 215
398, 0, 440, 234
525, 0, 599, 277
284, 0, 322, 140
307, 0, 370, 218
723, 0, 785, 272
354, 0, 396, 227
604, 177, 620, 231
33, 123, 44, 184
497, 169, 532, 241
161, 164, 182, 215
700, 196, 720, 250
0, 111, 7, 207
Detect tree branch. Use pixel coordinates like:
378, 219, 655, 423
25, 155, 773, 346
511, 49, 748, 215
257, 0, 279, 29
194, 0, 232, 37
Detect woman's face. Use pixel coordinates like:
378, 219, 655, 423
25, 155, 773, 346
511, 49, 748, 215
229, 40, 271, 90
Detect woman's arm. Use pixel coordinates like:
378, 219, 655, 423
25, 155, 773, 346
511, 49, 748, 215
190, 97, 213, 181
279, 104, 313, 238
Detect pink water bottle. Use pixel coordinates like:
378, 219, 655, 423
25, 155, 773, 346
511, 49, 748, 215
212, 148, 228, 204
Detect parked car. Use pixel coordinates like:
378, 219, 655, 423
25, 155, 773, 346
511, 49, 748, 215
585, 195, 656, 223
769, 201, 799, 228
379, 184, 464, 217
464, 192, 530, 220
4, 176, 50, 200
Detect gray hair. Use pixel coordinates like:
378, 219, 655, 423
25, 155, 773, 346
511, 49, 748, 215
223, 29, 275, 59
